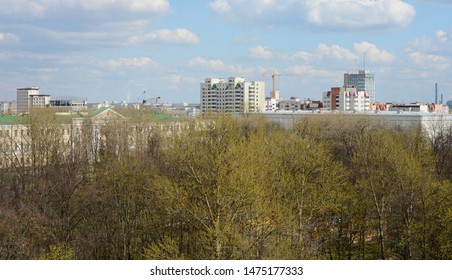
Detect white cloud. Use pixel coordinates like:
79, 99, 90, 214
187, 56, 255, 75
409, 52, 450, 71
209, 0, 231, 13
305, 0, 415, 30
318, 43, 357, 61
106, 57, 155, 69
409, 29, 452, 57
437, 31, 448, 43
278, 42, 391, 64
80, 0, 170, 13
285, 65, 333, 78
249, 46, 273, 59
208, 0, 415, 31
278, 50, 313, 61
167, 75, 183, 89
291, 51, 313, 61
37, 68, 59, 73
0, 32, 20, 44
188, 56, 228, 71
128, 28, 199, 45
0, 0, 170, 16
409, 36, 437, 52
167, 75, 198, 90
353, 42, 395, 64
0, 0, 46, 17
436, 29, 452, 43
210, 0, 289, 15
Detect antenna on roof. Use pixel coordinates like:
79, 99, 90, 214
363, 52, 366, 71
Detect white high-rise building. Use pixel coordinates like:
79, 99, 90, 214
17, 87, 39, 114
200, 77, 265, 114
16, 87, 50, 114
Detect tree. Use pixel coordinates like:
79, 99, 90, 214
352, 125, 438, 259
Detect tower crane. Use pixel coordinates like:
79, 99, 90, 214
262, 72, 303, 100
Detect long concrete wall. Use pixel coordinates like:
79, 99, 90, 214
237, 111, 452, 136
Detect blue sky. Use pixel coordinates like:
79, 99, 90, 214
0, 0, 451, 104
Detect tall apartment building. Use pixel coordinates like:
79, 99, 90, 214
344, 70, 375, 103
200, 77, 265, 114
323, 87, 370, 112
16, 87, 50, 114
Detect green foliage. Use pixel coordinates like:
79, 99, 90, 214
2, 110, 452, 260
39, 245, 74, 260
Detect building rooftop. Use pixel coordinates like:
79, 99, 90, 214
0, 115, 27, 125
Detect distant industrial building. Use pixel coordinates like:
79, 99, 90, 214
390, 103, 449, 114
50, 97, 88, 112
277, 97, 322, 111
200, 77, 265, 114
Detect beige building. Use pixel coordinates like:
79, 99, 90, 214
200, 77, 265, 114
0, 107, 183, 169
16, 87, 50, 114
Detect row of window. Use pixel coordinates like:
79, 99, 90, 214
0, 129, 29, 138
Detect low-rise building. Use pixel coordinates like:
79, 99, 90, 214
0, 107, 183, 169
278, 97, 321, 111
390, 103, 449, 114
50, 97, 88, 112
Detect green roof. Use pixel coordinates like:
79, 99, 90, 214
0, 115, 28, 125
152, 113, 180, 122
114, 108, 181, 123
0, 110, 179, 125
92, 106, 110, 117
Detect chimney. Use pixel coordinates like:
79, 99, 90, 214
435, 83, 438, 104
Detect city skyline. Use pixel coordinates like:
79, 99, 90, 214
0, 0, 451, 104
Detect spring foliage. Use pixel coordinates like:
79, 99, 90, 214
1, 111, 452, 259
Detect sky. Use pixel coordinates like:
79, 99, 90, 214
0, 0, 451, 104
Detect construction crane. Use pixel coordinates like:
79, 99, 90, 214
140, 90, 160, 106
262, 72, 282, 99
135, 90, 161, 110
262, 72, 303, 99
142, 96, 160, 105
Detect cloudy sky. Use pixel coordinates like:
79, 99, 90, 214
0, 0, 451, 104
